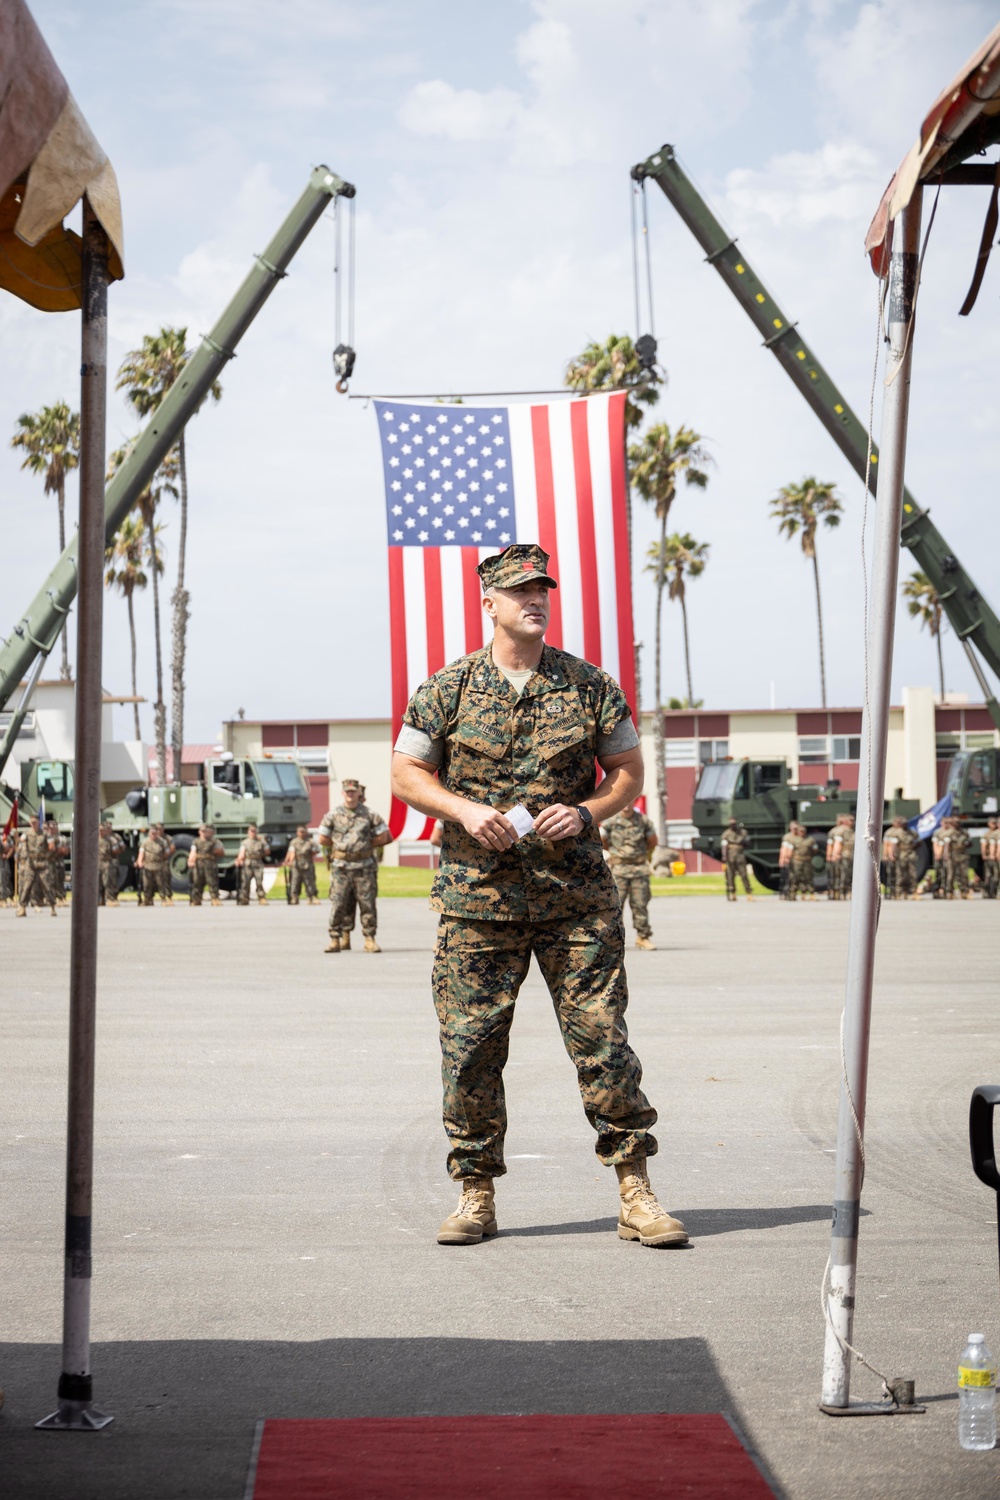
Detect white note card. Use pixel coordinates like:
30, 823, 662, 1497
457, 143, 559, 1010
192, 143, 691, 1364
506, 804, 535, 840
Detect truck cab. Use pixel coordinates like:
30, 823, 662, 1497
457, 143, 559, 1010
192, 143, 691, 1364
945, 748, 1000, 821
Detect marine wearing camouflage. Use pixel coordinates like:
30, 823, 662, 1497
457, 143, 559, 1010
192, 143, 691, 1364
140, 829, 173, 905
237, 828, 270, 905
946, 821, 971, 898
98, 824, 125, 905
45, 821, 67, 902
433, 907, 656, 1180
17, 824, 55, 911
720, 819, 752, 899
287, 831, 319, 903
319, 801, 388, 938
885, 818, 919, 899
190, 829, 224, 906
602, 808, 655, 938
397, 573, 656, 1180
0, 829, 13, 904
982, 819, 999, 899
400, 642, 628, 922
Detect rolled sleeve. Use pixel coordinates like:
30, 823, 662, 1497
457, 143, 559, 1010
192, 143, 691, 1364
596, 716, 639, 757
394, 724, 443, 766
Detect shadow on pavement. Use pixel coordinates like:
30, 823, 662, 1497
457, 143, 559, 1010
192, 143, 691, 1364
503, 1203, 856, 1240
1, 1336, 783, 1500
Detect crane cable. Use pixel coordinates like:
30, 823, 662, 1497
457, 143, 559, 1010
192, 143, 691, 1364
630, 178, 658, 375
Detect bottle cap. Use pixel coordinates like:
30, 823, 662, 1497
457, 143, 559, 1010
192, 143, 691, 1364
969, 1334, 985, 1343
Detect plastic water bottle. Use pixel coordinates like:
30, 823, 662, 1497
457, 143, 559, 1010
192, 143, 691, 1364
959, 1334, 997, 1451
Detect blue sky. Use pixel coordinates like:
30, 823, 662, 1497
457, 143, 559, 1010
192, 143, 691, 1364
2, 0, 998, 741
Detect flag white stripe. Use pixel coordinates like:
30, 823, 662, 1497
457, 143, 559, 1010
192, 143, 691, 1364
587, 396, 621, 683
508, 403, 538, 547
400, 550, 430, 838
440, 548, 466, 666
549, 401, 584, 657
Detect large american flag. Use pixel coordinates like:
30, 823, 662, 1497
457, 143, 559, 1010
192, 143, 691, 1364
377, 390, 636, 841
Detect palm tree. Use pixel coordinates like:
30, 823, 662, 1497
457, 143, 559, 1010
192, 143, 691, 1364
564, 333, 660, 430
647, 533, 710, 708
105, 515, 149, 739
770, 477, 842, 708
107, 443, 177, 786
116, 327, 222, 781
902, 570, 946, 699
11, 403, 80, 680
628, 423, 711, 845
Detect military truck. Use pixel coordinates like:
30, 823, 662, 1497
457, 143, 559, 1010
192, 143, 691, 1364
691, 758, 923, 892
2, 751, 311, 894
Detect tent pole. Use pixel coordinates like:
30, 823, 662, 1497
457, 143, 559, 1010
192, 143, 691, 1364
38, 197, 113, 1432
821, 186, 923, 1410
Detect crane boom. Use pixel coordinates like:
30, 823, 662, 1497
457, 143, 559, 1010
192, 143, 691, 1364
0, 164, 355, 725
632, 143, 1000, 724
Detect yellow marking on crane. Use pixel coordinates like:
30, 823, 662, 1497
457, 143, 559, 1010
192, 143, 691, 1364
834, 404, 844, 414
904, 503, 913, 512
755, 293, 765, 303
796, 349, 806, 360
773, 318, 783, 328
735, 263, 745, 273
809, 370, 818, 379
871, 454, 878, 462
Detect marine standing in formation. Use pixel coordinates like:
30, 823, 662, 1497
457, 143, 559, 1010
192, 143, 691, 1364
981, 818, 999, 899
883, 816, 919, 900
45, 818, 68, 904
720, 816, 753, 902
0, 824, 14, 906
319, 780, 392, 953
97, 821, 125, 906
827, 815, 856, 900
284, 825, 320, 905
392, 543, 687, 1251
137, 823, 175, 906
235, 823, 270, 906
779, 822, 816, 900
14, 815, 56, 916
601, 803, 657, 947
189, 825, 225, 906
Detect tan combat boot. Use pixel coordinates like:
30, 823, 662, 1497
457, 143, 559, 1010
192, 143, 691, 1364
364, 936, 381, 953
324, 934, 341, 953
15, 906, 26, 917
437, 1175, 497, 1245
635, 935, 656, 950
616, 1159, 688, 1248
340, 931, 351, 951
211, 897, 222, 907
258, 895, 268, 906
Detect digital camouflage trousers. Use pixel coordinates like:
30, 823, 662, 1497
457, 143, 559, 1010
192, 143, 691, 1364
19, 863, 54, 909
613, 872, 652, 937
329, 862, 377, 935
724, 853, 752, 897
190, 860, 220, 904
98, 861, 120, 904
432, 907, 658, 1180
142, 865, 172, 904
289, 863, 317, 901
239, 863, 267, 903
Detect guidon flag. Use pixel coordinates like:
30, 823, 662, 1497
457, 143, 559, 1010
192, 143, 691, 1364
375, 390, 636, 841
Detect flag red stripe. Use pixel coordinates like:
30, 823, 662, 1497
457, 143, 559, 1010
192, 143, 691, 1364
387, 548, 410, 840
531, 405, 563, 648
462, 546, 483, 653
424, 549, 445, 674
571, 400, 602, 666
608, 393, 637, 716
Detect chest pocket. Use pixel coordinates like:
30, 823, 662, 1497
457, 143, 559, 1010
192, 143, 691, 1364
533, 697, 592, 765
450, 713, 511, 762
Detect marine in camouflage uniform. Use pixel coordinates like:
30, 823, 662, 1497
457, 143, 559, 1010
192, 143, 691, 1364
601, 805, 657, 945
285, 825, 320, 904
720, 817, 753, 901
786, 824, 816, 899
982, 819, 999, 899
15, 817, 57, 915
883, 816, 919, 899
138, 825, 174, 905
835, 817, 855, 900
189, 825, 224, 906
0, 826, 14, 905
949, 820, 972, 899
45, 820, 68, 903
319, 782, 392, 952
393, 543, 686, 1251
98, 822, 125, 906
236, 823, 270, 906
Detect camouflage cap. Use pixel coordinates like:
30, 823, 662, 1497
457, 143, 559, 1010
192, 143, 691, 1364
477, 543, 557, 592
342, 778, 361, 791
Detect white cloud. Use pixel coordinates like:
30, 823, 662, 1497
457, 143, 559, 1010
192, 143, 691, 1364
725, 142, 882, 228
399, 80, 522, 141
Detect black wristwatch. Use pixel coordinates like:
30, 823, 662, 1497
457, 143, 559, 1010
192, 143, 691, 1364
576, 805, 593, 829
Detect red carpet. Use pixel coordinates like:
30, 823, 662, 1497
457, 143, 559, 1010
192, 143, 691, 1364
248, 1413, 776, 1498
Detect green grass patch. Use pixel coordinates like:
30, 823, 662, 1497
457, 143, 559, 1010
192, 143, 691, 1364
263, 866, 771, 901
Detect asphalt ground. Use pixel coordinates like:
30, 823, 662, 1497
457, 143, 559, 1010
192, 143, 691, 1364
3, 891, 1000, 1499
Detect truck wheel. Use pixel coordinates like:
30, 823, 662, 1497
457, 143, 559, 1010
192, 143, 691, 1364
749, 863, 781, 892
169, 834, 194, 895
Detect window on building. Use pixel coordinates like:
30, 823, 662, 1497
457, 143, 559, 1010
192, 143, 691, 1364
665, 740, 697, 766
936, 733, 962, 758
798, 736, 829, 763
0, 710, 35, 735
966, 732, 995, 750
698, 738, 729, 764
832, 736, 861, 762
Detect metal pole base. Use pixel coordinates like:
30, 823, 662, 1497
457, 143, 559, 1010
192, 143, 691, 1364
36, 1399, 114, 1431
819, 1401, 926, 1417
